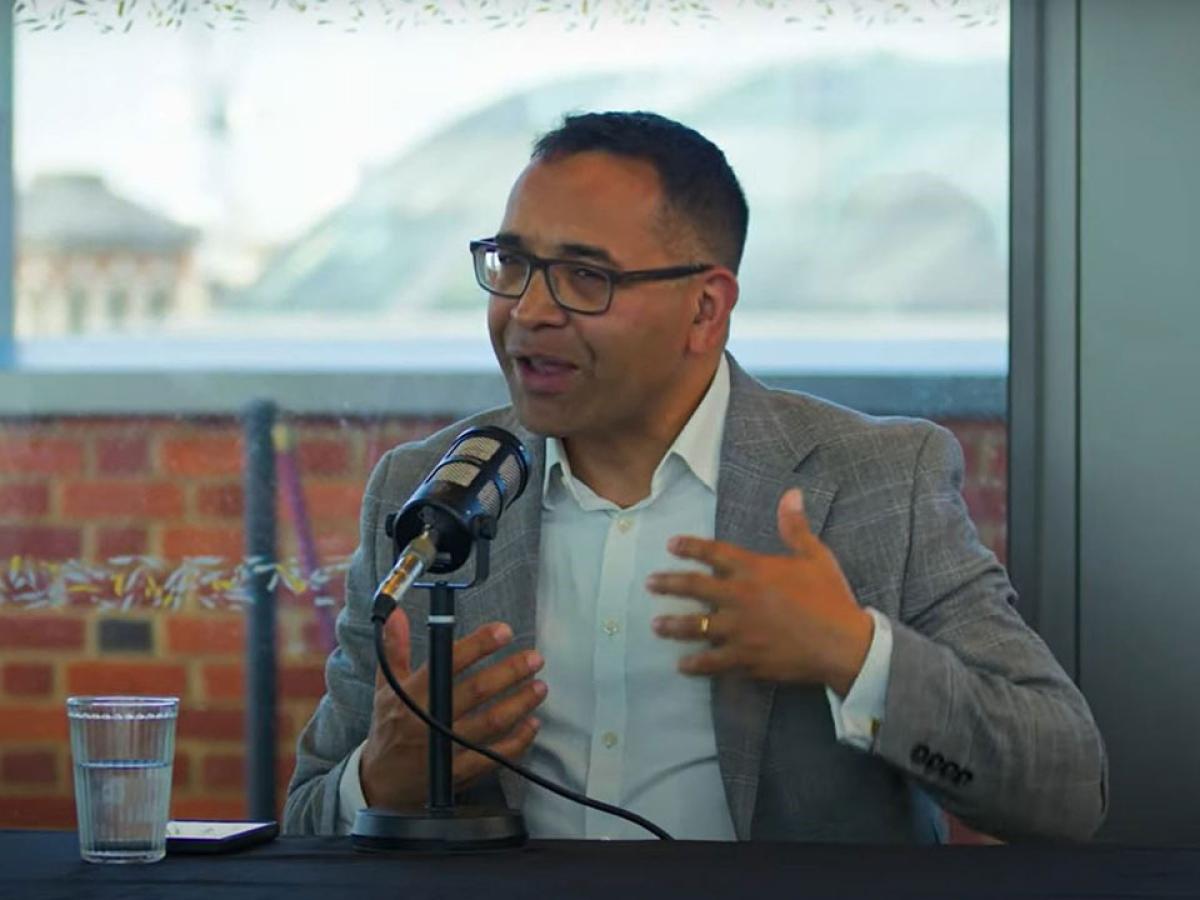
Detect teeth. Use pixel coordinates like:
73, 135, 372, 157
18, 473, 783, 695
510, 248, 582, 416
527, 357, 569, 373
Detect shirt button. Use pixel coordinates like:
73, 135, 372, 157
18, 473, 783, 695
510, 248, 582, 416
602, 731, 619, 749
602, 619, 621, 636
615, 517, 632, 533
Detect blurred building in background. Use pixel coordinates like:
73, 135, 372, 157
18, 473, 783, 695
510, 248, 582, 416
15, 173, 207, 337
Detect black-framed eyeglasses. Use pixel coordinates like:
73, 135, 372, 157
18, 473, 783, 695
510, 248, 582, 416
470, 238, 714, 315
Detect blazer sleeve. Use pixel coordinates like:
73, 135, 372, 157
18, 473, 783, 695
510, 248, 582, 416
282, 449, 394, 835
872, 424, 1108, 841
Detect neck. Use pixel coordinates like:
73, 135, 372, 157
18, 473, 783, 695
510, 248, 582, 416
562, 357, 720, 508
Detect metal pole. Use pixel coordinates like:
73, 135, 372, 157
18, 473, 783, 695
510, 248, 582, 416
243, 399, 278, 820
427, 583, 455, 811
1, 1, 16, 369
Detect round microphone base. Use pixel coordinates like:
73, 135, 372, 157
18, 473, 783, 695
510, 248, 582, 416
351, 805, 528, 853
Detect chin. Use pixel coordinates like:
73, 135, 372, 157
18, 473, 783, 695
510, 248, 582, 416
510, 394, 576, 439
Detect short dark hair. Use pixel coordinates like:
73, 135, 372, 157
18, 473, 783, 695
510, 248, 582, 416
531, 111, 749, 273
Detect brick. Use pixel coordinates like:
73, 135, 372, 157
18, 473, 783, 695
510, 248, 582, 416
0, 483, 50, 517
2, 749, 58, 785
302, 620, 334, 656
303, 483, 364, 522
0, 795, 76, 829
3, 662, 55, 696
0, 438, 85, 477
63, 482, 185, 518
162, 437, 243, 477
989, 438, 1008, 483
0, 524, 83, 560
174, 752, 192, 789
195, 483, 244, 518
0, 615, 85, 650
202, 753, 245, 790
170, 797, 245, 821
297, 440, 351, 476
95, 435, 150, 476
314, 528, 358, 561
0, 707, 69, 740
97, 526, 149, 559
203, 663, 244, 701
162, 526, 244, 562
177, 708, 244, 741
66, 661, 188, 696
275, 710, 294, 743
166, 616, 245, 655
963, 484, 1007, 532
980, 527, 1008, 565
280, 664, 326, 701
277, 753, 297, 796
97, 618, 154, 654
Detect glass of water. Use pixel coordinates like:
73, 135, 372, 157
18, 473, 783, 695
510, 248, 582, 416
67, 696, 179, 864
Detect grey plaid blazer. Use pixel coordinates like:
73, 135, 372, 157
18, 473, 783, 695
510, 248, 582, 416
283, 356, 1107, 842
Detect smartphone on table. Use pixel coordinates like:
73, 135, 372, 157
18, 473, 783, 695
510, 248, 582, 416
166, 820, 278, 854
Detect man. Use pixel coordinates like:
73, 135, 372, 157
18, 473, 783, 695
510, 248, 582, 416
284, 111, 1106, 842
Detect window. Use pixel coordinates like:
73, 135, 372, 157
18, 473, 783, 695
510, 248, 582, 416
1, 1, 1008, 834
12, 1, 1007, 374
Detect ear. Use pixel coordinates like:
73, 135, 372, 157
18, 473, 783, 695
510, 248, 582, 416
687, 268, 739, 355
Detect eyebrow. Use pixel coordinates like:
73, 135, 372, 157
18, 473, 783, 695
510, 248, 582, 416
493, 232, 619, 268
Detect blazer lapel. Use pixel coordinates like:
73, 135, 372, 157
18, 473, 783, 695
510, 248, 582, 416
712, 356, 837, 839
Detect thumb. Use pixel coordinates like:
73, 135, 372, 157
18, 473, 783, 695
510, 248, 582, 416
376, 606, 412, 689
777, 488, 816, 554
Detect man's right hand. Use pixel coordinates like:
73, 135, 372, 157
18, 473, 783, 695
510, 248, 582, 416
359, 608, 547, 809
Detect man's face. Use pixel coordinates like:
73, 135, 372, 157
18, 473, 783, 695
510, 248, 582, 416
487, 151, 704, 441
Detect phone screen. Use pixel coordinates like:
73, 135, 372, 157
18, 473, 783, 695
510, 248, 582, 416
167, 821, 274, 840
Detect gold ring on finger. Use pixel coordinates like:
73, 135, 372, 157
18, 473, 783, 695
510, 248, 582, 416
698, 614, 711, 638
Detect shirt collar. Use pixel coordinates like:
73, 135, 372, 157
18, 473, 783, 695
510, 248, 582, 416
542, 354, 731, 507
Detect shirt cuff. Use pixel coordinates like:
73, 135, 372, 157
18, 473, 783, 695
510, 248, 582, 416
825, 608, 893, 752
336, 741, 368, 835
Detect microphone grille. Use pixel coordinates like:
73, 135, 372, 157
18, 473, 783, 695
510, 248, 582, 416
430, 432, 524, 520
495, 454, 524, 509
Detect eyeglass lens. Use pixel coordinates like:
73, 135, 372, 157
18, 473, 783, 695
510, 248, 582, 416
476, 246, 610, 313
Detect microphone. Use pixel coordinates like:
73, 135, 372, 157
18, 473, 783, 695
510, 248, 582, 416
354, 422, 672, 850
371, 426, 532, 620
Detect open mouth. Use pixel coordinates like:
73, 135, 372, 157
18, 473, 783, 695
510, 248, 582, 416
513, 354, 578, 393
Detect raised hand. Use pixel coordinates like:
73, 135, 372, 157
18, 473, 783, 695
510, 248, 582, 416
359, 609, 547, 809
648, 487, 873, 696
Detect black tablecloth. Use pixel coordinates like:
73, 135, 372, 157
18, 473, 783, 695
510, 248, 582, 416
5, 829, 1200, 900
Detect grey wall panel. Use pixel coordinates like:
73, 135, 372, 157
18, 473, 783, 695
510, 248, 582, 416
1078, 0, 1200, 843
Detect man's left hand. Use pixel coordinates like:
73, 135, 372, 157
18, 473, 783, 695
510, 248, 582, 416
648, 487, 873, 696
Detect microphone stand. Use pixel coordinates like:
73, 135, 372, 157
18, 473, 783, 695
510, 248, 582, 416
351, 535, 528, 853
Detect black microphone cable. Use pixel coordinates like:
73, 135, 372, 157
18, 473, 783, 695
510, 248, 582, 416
371, 615, 674, 841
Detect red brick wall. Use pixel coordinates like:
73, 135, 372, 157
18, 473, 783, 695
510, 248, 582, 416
0, 413, 1005, 829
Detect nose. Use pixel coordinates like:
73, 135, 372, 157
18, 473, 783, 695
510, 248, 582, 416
510, 268, 569, 328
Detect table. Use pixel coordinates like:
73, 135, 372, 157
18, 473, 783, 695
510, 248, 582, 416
5, 829, 1200, 900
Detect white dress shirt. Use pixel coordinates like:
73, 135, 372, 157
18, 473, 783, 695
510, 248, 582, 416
337, 356, 892, 836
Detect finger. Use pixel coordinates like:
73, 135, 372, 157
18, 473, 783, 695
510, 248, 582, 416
665, 536, 750, 577
376, 607, 412, 690
453, 650, 545, 719
652, 613, 728, 643
406, 621, 515, 698
644, 570, 745, 607
454, 678, 547, 744
451, 622, 516, 676
453, 718, 541, 786
777, 488, 819, 556
678, 646, 740, 676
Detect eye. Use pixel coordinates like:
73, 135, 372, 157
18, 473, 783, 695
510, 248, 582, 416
569, 266, 605, 281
